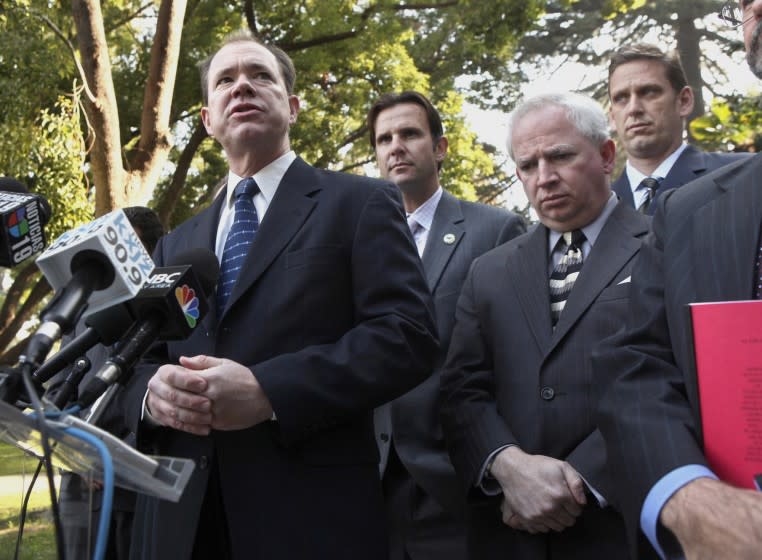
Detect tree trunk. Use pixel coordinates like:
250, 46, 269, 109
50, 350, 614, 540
72, 0, 187, 215
675, 10, 704, 141
71, 0, 125, 216
127, 0, 188, 205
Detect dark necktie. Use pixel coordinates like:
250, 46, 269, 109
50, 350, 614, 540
216, 177, 260, 316
637, 177, 660, 214
550, 229, 585, 327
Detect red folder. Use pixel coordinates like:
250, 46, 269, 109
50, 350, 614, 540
690, 300, 762, 489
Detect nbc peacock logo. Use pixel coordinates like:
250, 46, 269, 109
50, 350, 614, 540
7, 208, 29, 239
175, 285, 200, 328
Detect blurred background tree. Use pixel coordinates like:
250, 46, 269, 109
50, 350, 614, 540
0, 0, 755, 362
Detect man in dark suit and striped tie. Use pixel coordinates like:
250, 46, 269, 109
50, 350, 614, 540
441, 91, 650, 559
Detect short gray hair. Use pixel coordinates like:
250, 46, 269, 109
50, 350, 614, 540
505, 92, 610, 161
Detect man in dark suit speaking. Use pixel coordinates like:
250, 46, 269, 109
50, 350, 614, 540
608, 43, 749, 214
441, 92, 649, 559
595, 2, 762, 558
123, 32, 438, 560
368, 91, 525, 560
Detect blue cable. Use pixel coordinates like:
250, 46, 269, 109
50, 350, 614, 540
29, 404, 82, 419
61, 426, 114, 560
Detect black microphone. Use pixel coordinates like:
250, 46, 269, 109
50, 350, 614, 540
77, 248, 219, 409
0, 177, 51, 268
21, 209, 156, 370
31, 302, 137, 387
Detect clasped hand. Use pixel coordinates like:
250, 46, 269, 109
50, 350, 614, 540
491, 446, 587, 534
146, 355, 273, 436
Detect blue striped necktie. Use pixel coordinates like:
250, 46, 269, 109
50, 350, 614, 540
216, 177, 260, 316
549, 229, 585, 327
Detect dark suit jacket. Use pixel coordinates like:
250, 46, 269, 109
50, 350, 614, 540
595, 154, 762, 558
375, 191, 525, 558
123, 157, 439, 560
612, 144, 750, 213
441, 201, 649, 559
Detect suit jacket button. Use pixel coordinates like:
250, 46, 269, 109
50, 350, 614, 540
540, 386, 555, 401
198, 455, 208, 470
380, 433, 389, 442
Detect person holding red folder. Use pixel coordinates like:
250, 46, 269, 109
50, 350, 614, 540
594, 2, 762, 559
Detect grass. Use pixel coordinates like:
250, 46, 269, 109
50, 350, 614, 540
0, 443, 41, 478
0, 525, 56, 560
0, 490, 56, 560
0, 444, 58, 560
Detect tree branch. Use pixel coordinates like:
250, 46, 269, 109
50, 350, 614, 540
338, 157, 375, 173
127, 0, 188, 203
0, 276, 51, 356
281, 1, 458, 51
244, 0, 258, 35
20, 6, 97, 103
105, 1, 155, 33
155, 119, 209, 229
0, 262, 39, 331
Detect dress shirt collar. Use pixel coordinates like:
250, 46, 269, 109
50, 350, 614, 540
547, 192, 618, 259
215, 151, 297, 259
223, 150, 297, 216
625, 142, 688, 194
406, 186, 443, 232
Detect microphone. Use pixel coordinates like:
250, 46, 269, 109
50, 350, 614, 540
21, 209, 155, 370
77, 248, 219, 410
0, 177, 51, 268
31, 302, 137, 387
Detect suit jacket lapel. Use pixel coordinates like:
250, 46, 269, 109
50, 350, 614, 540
221, 158, 319, 318
183, 193, 225, 329
422, 191, 464, 292
691, 154, 762, 302
549, 203, 648, 351
661, 145, 705, 191
508, 225, 553, 352
612, 172, 635, 208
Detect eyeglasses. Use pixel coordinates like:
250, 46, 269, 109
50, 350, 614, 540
718, 2, 753, 28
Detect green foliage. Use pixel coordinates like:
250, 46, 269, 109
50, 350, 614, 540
691, 94, 762, 153
438, 91, 496, 200
509, 0, 733, 99
0, 2, 91, 236
0, 95, 92, 238
3, 0, 545, 222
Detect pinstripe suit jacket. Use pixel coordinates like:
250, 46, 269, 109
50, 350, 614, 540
441, 200, 649, 559
374, 191, 525, 559
595, 154, 762, 558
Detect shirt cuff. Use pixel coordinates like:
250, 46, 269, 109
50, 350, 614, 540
140, 389, 162, 428
640, 465, 718, 559
578, 473, 608, 508
477, 444, 513, 495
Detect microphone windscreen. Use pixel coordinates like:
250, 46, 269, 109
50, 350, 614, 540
36, 209, 155, 316
36, 196, 52, 226
0, 177, 29, 194
0, 177, 51, 226
167, 248, 220, 297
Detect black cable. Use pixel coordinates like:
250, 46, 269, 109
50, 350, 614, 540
21, 365, 65, 560
13, 459, 43, 560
